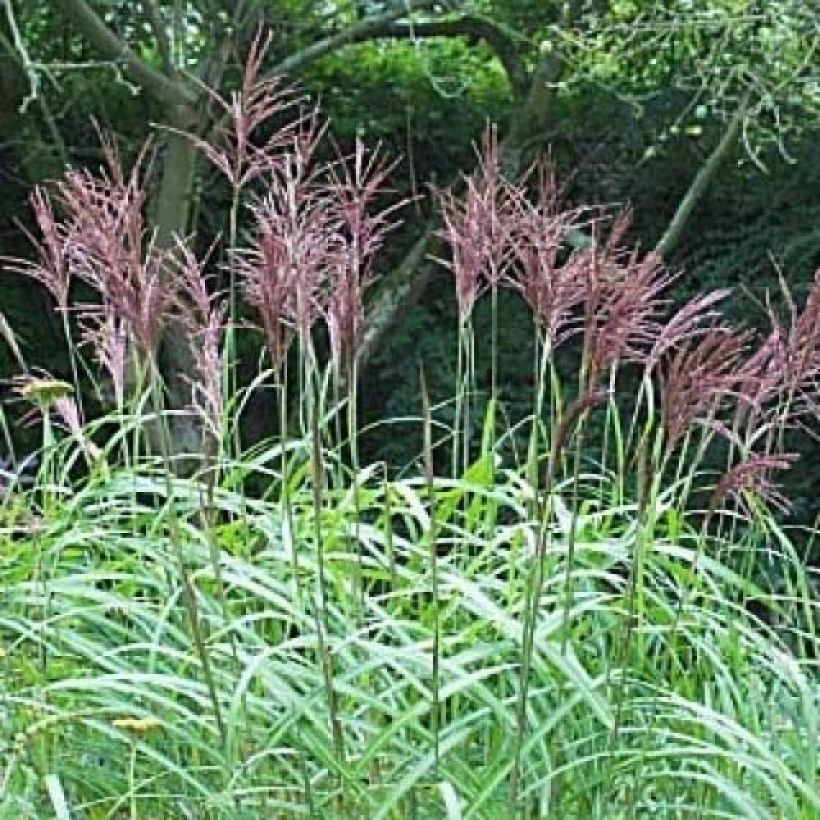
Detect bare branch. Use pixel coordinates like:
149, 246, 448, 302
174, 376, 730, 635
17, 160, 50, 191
53, 0, 194, 107
2, 0, 38, 111
347, 16, 529, 99
0, 13, 69, 168
141, 0, 173, 75
267, 6, 528, 99
655, 96, 749, 258
269, 0, 439, 77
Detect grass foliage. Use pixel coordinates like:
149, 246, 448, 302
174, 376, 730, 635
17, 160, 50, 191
1, 401, 818, 817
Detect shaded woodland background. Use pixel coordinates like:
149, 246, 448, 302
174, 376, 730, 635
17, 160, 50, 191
1, 0, 818, 523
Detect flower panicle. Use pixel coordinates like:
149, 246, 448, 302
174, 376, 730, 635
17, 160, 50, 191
4, 187, 71, 311
710, 452, 798, 516
660, 326, 752, 452
323, 138, 405, 364
647, 289, 732, 370
505, 166, 587, 349
173, 241, 227, 435
30, 130, 172, 397
583, 220, 676, 378
191, 28, 303, 188
787, 270, 820, 421
435, 125, 520, 323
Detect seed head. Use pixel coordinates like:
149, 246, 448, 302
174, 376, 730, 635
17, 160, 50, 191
710, 453, 798, 517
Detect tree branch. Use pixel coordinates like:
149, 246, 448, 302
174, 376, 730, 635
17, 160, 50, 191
655, 97, 748, 258
53, 0, 194, 107
355, 16, 529, 99
269, 0, 439, 77
269, 6, 529, 100
141, 0, 173, 75
0, 15, 69, 169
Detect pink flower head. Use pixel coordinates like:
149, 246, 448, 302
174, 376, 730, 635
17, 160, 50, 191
435, 126, 517, 323
191, 29, 302, 188
5, 187, 71, 311
323, 138, 402, 364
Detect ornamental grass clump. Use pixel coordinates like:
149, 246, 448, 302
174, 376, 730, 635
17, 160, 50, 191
430, 128, 820, 815
2, 36, 820, 819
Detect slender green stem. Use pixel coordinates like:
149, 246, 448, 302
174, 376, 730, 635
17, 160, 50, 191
226, 186, 242, 463
421, 366, 440, 771
453, 320, 469, 479
60, 310, 86, 424
148, 358, 226, 746
346, 352, 364, 615
277, 362, 300, 600
559, 417, 587, 654
309, 389, 345, 768
490, 283, 498, 426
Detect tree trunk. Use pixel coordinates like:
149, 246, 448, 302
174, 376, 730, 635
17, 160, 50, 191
152, 103, 204, 455
500, 51, 564, 176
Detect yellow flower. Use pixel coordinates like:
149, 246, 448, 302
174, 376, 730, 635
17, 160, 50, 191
16, 377, 73, 406
113, 716, 162, 733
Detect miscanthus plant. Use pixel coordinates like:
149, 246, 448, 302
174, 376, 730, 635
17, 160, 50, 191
2, 34, 820, 820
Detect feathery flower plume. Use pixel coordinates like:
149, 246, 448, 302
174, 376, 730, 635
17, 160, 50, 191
710, 453, 798, 516
174, 242, 227, 437
235, 112, 330, 363
436, 126, 517, 323
730, 271, 820, 445
234, 202, 295, 368
659, 326, 751, 452
784, 271, 820, 425
8, 129, 170, 402
506, 164, 586, 349
579, 211, 675, 381
589, 249, 673, 377
56, 134, 170, 368
732, 308, 789, 439
84, 307, 128, 407
470, 125, 514, 292
437, 183, 486, 322
190, 29, 302, 188
4, 187, 71, 311
323, 138, 402, 365
646, 289, 732, 371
